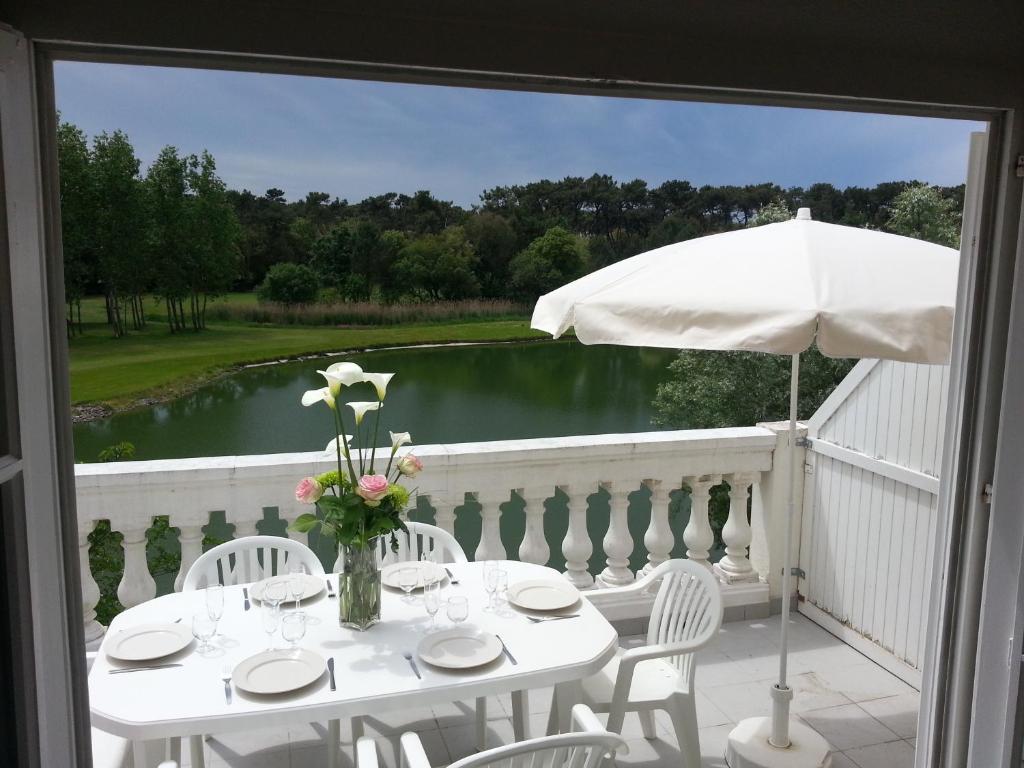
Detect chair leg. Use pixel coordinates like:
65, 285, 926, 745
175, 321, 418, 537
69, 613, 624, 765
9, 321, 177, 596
667, 696, 700, 768
638, 710, 658, 740
476, 696, 487, 751
511, 690, 528, 741
351, 716, 365, 741
189, 733, 206, 768
328, 719, 341, 768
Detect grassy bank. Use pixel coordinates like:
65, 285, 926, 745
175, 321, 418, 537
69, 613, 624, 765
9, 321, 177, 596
70, 294, 546, 409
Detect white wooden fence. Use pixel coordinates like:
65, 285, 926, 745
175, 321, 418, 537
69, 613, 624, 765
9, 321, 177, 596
798, 359, 949, 687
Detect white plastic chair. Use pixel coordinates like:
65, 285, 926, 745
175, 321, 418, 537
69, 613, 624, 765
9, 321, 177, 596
182, 534, 325, 590
85, 652, 132, 768
376, 521, 468, 566
358, 704, 625, 768
551, 559, 723, 768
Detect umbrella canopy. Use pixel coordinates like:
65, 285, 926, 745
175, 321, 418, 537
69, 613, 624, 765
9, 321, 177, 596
532, 208, 958, 363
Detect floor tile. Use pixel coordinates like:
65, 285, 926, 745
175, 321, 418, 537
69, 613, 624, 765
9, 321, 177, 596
857, 693, 920, 738
815, 661, 916, 703
798, 703, 902, 751
844, 738, 916, 768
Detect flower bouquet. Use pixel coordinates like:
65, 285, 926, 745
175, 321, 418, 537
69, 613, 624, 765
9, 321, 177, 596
290, 361, 423, 630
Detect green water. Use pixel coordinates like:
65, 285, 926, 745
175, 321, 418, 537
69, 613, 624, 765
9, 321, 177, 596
74, 340, 679, 462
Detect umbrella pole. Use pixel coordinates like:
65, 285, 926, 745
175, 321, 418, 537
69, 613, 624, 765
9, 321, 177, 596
770, 353, 800, 748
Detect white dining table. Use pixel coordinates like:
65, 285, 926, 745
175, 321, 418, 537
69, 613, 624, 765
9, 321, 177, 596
89, 560, 619, 768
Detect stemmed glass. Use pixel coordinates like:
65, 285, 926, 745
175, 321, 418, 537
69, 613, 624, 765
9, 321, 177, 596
264, 579, 287, 609
489, 568, 509, 611
446, 595, 469, 627
192, 613, 216, 655
281, 611, 307, 648
423, 577, 441, 631
398, 566, 419, 602
483, 560, 499, 611
287, 566, 305, 611
262, 602, 280, 650
206, 584, 224, 638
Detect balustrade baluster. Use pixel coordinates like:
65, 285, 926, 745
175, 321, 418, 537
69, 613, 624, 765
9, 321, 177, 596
80, 523, 104, 648
518, 488, 550, 565
174, 522, 206, 592
595, 483, 635, 587
642, 479, 674, 576
560, 485, 594, 589
474, 491, 507, 561
115, 519, 157, 609
428, 495, 457, 536
683, 475, 719, 570
715, 473, 760, 583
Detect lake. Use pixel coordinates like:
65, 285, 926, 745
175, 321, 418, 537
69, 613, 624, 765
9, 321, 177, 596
73, 340, 680, 462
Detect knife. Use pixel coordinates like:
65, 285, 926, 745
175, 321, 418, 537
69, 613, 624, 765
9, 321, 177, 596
243, 587, 250, 611
326, 578, 336, 598
444, 567, 459, 585
327, 657, 336, 691
495, 634, 518, 665
109, 663, 183, 674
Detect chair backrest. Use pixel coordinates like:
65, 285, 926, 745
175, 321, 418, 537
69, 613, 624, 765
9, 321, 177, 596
646, 559, 723, 686
376, 522, 468, 566
182, 535, 325, 591
448, 730, 624, 768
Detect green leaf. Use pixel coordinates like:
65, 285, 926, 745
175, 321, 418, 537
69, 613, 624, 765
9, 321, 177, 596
289, 513, 320, 533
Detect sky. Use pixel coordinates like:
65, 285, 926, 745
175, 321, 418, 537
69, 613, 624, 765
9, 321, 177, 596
54, 62, 984, 208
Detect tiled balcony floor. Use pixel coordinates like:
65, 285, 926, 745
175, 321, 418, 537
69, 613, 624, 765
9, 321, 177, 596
169, 614, 919, 768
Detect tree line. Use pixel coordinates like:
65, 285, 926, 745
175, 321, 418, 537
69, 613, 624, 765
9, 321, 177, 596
58, 119, 965, 336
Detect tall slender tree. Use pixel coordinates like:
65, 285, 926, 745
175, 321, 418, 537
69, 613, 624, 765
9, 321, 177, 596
56, 120, 95, 336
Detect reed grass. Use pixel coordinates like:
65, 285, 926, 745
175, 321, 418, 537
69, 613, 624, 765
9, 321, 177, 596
206, 298, 530, 326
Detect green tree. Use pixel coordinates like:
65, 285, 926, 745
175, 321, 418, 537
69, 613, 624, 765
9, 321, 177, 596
91, 130, 150, 337
257, 262, 319, 305
465, 212, 518, 298
57, 120, 95, 336
392, 226, 480, 300
508, 226, 588, 301
147, 146, 192, 332
886, 182, 961, 247
749, 198, 792, 226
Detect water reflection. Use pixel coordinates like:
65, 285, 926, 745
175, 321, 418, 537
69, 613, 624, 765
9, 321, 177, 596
74, 340, 678, 462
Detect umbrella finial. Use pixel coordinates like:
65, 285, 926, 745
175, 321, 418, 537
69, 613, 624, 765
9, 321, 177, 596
796, 207, 812, 221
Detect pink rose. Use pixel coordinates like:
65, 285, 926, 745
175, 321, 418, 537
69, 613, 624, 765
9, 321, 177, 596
295, 476, 324, 504
356, 474, 389, 505
397, 454, 423, 477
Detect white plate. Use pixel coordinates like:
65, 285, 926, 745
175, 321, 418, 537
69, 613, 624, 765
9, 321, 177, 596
417, 628, 503, 669
105, 623, 193, 662
507, 579, 580, 611
250, 573, 324, 603
232, 648, 327, 695
381, 561, 447, 590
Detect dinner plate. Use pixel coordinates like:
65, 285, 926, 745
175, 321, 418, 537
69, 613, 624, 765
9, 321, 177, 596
250, 573, 324, 603
417, 628, 503, 669
232, 648, 327, 695
381, 561, 447, 590
507, 578, 580, 611
105, 623, 193, 662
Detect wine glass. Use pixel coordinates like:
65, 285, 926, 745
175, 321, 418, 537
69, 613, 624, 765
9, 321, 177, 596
483, 560, 499, 611
423, 578, 441, 631
287, 566, 305, 611
490, 569, 509, 610
446, 595, 469, 627
261, 603, 280, 650
281, 611, 307, 648
263, 579, 287, 609
192, 612, 216, 655
205, 584, 224, 636
398, 566, 419, 602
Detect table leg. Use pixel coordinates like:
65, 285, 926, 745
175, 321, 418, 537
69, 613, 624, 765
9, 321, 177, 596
168, 737, 181, 764
511, 690, 528, 741
189, 733, 206, 767
549, 681, 582, 735
328, 719, 341, 768
475, 697, 487, 751
130, 739, 166, 768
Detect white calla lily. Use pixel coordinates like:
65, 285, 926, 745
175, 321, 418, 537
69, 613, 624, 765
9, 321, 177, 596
390, 431, 412, 452
361, 372, 395, 400
324, 435, 354, 453
317, 361, 364, 396
301, 387, 335, 409
347, 401, 381, 425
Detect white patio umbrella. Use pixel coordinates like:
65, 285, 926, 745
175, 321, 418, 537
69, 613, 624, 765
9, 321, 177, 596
531, 207, 958, 768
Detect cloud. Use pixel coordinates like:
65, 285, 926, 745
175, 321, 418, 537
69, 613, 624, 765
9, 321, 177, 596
54, 62, 983, 206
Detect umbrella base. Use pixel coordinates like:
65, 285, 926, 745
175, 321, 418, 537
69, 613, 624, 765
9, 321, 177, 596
726, 717, 832, 768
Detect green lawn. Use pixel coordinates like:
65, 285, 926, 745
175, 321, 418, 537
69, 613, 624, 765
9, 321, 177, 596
70, 295, 545, 407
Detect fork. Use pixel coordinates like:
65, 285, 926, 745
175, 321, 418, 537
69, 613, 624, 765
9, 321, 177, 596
221, 663, 233, 704
402, 651, 422, 679
526, 614, 579, 623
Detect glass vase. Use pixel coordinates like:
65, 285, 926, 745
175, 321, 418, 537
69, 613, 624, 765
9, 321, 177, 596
337, 540, 381, 631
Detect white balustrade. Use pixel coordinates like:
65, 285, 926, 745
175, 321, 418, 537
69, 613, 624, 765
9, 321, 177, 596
79, 523, 104, 649
714, 473, 760, 584
74, 428, 779, 642
595, 482, 635, 588
518, 488, 551, 565
682, 475, 719, 570
642, 479, 674, 576
561, 484, 594, 589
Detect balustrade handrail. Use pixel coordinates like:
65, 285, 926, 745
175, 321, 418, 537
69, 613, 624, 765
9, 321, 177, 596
74, 427, 787, 648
